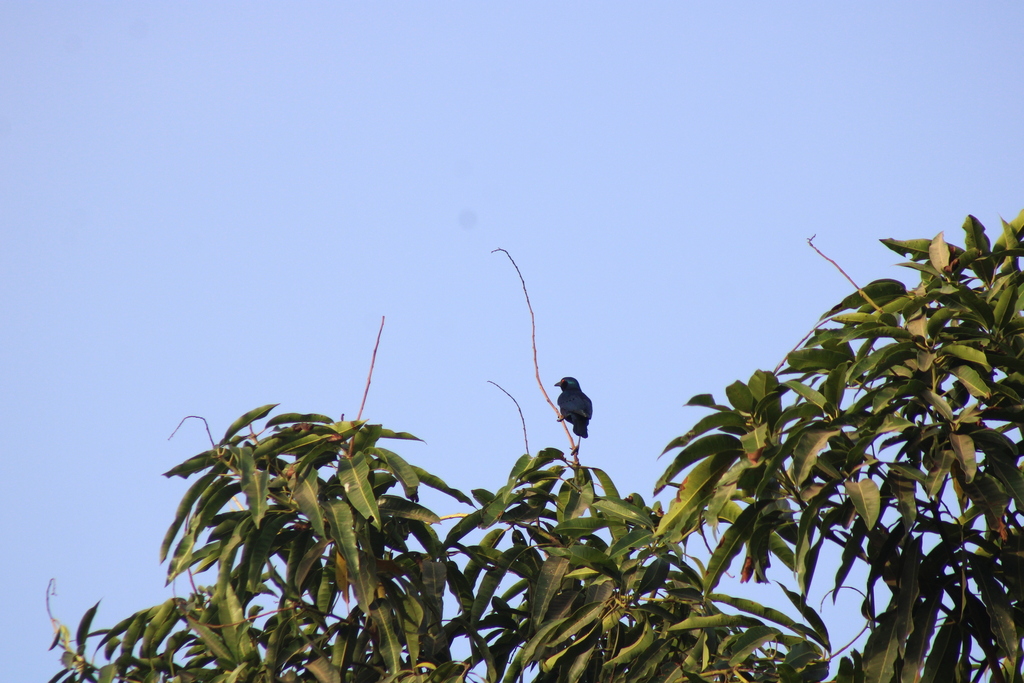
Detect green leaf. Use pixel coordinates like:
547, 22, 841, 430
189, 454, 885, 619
506, 453, 533, 486
265, 412, 335, 427
782, 381, 829, 412
542, 601, 606, 651
96, 664, 116, 683
777, 583, 831, 651
894, 538, 921, 656
472, 545, 532, 625
792, 429, 839, 486
686, 393, 727, 409
988, 453, 1024, 511
1003, 531, 1024, 596
324, 500, 358, 570
962, 473, 1010, 536
727, 625, 780, 667
590, 467, 621, 499
546, 546, 620, 579
661, 412, 747, 455
368, 447, 420, 501
592, 498, 653, 529
186, 616, 235, 664
242, 511, 290, 593
845, 479, 880, 529
928, 232, 949, 272
531, 556, 570, 624
605, 621, 655, 666
552, 516, 609, 537
608, 527, 654, 558
656, 451, 738, 539
160, 471, 217, 562
949, 433, 976, 483
709, 594, 826, 648
167, 530, 196, 582
902, 594, 941, 681
668, 614, 759, 631
412, 466, 473, 505
950, 365, 990, 398
861, 610, 900, 683
292, 466, 326, 538
338, 451, 382, 528
74, 601, 100, 655
306, 657, 342, 683
139, 598, 178, 658
963, 214, 991, 254
637, 557, 669, 595
971, 556, 1017, 669
221, 404, 278, 445
993, 279, 1020, 327
377, 495, 441, 524
787, 348, 852, 372
239, 448, 268, 527
371, 609, 403, 674
656, 433, 743, 493
889, 468, 918, 529
162, 450, 219, 478
351, 550, 379, 616
923, 390, 953, 422
924, 449, 954, 498
830, 279, 908, 312
996, 213, 1022, 250
703, 501, 769, 594
920, 620, 960, 683
941, 344, 990, 370
880, 238, 932, 259
725, 380, 754, 413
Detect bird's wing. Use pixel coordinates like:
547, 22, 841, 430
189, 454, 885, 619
559, 391, 591, 418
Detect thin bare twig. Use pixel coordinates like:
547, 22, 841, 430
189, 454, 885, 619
807, 235, 884, 313
168, 416, 215, 448
487, 381, 530, 455
46, 579, 60, 633
492, 249, 577, 459
826, 620, 870, 661
185, 563, 199, 596
186, 604, 298, 630
773, 236, 884, 374
356, 316, 386, 422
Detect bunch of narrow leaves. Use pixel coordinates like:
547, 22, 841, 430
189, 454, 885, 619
656, 211, 1024, 683
53, 404, 827, 683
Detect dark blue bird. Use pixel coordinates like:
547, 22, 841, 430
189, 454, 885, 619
555, 377, 592, 438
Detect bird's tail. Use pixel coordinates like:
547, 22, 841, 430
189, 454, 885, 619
573, 422, 588, 438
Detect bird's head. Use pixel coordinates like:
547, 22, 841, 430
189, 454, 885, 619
555, 377, 580, 389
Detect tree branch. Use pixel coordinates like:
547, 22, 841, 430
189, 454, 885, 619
492, 248, 576, 458
807, 235, 884, 314
487, 380, 530, 455
356, 316, 386, 422
168, 416, 215, 448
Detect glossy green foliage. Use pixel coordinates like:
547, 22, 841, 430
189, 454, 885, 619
52, 211, 1024, 683
656, 211, 1024, 683
51, 413, 825, 682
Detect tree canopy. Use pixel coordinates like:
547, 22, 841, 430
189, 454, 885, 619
52, 211, 1024, 683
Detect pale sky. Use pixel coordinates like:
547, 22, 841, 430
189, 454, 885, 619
2, 4, 1022, 679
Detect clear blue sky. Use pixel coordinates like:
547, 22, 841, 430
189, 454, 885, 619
2, 4, 1022, 678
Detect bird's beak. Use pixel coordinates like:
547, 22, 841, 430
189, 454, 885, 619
554, 380, 563, 387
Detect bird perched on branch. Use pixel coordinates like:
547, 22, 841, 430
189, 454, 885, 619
555, 377, 592, 439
